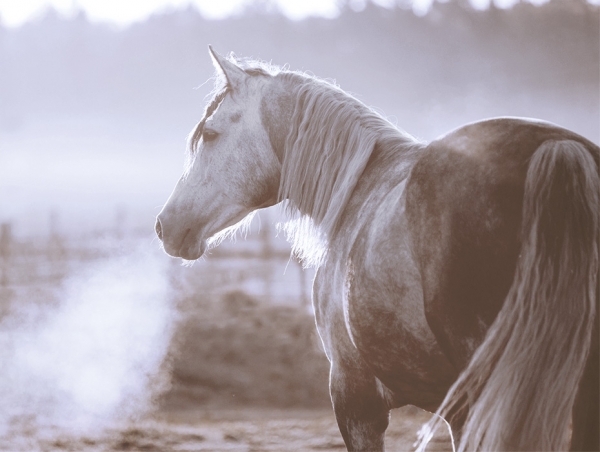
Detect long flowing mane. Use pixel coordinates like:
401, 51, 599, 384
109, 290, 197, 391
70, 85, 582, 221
276, 71, 421, 266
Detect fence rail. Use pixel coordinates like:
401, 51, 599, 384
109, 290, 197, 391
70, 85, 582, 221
0, 221, 313, 310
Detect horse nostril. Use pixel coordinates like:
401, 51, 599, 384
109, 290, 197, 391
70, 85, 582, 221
155, 218, 163, 241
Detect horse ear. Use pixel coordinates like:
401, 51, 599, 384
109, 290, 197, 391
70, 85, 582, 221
208, 45, 246, 89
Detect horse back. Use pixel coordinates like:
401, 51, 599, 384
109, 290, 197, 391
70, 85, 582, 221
405, 117, 599, 369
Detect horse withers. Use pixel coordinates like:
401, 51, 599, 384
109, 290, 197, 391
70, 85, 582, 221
155, 48, 599, 451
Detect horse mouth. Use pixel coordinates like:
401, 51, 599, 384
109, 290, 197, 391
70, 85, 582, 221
161, 226, 207, 260
177, 228, 206, 260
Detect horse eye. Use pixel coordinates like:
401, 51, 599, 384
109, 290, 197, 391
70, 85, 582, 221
202, 130, 219, 142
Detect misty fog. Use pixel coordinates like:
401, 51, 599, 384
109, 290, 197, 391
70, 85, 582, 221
0, 1, 598, 450
0, 0, 597, 236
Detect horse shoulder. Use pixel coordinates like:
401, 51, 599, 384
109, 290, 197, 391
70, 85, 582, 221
346, 180, 432, 344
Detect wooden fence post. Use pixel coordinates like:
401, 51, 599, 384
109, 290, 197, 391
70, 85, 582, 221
0, 222, 12, 287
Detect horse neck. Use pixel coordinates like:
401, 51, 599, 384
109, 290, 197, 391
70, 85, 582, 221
260, 74, 421, 266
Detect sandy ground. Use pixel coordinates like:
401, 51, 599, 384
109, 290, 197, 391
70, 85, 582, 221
1, 406, 453, 451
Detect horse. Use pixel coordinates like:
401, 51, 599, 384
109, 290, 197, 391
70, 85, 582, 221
155, 47, 599, 451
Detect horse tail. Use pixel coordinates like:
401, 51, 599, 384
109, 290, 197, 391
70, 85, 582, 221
417, 139, 599, 452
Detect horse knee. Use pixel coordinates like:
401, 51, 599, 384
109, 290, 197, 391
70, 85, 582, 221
330, 365, 390, 451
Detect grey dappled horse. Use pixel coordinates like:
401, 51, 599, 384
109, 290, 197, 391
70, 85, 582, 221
156, 48, 599, 451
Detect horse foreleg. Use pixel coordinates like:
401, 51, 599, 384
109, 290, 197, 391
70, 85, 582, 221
330, 362, 390, 452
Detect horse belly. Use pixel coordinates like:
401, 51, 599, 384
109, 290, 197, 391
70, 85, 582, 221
346, 196, 456, 408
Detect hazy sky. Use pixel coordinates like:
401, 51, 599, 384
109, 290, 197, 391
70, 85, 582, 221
0, 0, 589, 27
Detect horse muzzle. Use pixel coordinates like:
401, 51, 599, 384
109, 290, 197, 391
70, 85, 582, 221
155, 216, 207, 260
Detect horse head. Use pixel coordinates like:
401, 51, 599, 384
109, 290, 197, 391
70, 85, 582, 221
156, 47, 285, 260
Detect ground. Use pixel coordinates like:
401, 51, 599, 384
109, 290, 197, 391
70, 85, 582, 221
1, 406, 453, 452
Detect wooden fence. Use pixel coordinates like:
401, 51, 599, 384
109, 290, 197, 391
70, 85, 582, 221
0, 220, 313, 311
